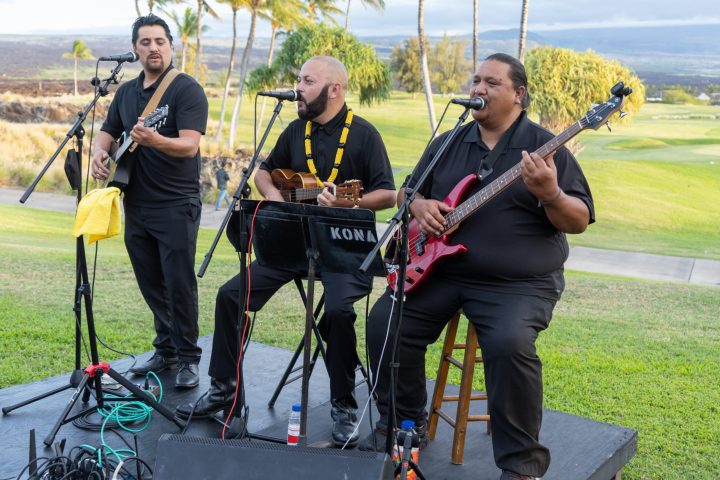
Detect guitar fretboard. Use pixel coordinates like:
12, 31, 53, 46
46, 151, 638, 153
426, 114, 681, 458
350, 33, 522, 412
442, 118, 587, 232
281, 187, 325, 202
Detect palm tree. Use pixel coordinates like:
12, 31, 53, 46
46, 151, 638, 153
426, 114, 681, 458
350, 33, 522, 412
418, 0, 436, 135
194, 0, 220, 80
344, 0, 384, 31
473, 0, 478, 72
518, 0, 530, 62
214, 0, 245, 142
255, 0, 309, 136
307, 0, 342, 25
227, 0, 272, 148
62, 40, 94, 96
163, 7, 204, 72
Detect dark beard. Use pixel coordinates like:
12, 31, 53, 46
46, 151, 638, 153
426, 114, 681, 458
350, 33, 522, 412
145, 60, 166, 74
298, 84, 330, 120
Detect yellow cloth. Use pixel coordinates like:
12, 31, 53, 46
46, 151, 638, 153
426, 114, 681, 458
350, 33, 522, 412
72, 187, 122, 244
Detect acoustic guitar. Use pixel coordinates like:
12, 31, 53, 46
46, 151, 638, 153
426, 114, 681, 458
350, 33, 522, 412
102, 105, 169, 191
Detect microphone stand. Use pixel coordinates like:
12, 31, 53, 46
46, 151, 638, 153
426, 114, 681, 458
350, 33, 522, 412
4, 62, 185, 445
359, 106, 472, 465
19, 62, 124, 203
197, 98, 287, 443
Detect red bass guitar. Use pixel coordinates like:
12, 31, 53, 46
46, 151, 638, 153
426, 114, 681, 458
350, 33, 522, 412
386, 82, 632, 293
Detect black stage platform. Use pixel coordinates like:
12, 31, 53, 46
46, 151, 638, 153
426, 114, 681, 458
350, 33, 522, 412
0, 335, 636, 479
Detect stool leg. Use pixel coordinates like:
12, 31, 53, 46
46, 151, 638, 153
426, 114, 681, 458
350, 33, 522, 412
428, 313, 460, 440
451, 321, 477, 465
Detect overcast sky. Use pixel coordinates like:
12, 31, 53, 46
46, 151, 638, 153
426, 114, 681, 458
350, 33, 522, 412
1, 0, 718, 37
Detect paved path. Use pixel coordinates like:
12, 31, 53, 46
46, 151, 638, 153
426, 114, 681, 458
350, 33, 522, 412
2, 187, 718, 287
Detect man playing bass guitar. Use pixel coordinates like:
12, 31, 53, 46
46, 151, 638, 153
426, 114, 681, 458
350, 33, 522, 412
361, 53, 596, 480
176, 55, 395, 448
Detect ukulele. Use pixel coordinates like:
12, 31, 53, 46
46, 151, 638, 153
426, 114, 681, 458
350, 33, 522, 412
270, 168, 363, 204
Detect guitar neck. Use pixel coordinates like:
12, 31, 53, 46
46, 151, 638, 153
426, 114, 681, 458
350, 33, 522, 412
282, 186, 325, 202
113, 136, 135, 163
443, 120, 585, 231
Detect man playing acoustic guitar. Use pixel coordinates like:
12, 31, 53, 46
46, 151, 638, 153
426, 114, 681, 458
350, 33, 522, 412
91, 14, 208, 390
361, 53, 596, 480
176, 55, 395, 447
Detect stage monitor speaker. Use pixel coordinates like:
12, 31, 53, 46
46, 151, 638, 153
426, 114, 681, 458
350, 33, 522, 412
154, 434, 394, 480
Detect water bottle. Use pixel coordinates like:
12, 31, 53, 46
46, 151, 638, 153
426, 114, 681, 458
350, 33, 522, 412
287, 404, 301, 446
393, 420, 419, 480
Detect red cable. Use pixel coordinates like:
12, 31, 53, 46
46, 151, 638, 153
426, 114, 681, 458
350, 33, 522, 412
222, 200, 264, 439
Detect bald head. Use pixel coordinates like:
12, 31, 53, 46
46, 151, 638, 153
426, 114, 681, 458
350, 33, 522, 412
304, 55, 348, 91
296, 55, 349, 124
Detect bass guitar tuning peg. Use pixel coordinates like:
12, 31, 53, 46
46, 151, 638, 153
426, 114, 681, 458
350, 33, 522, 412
605, 122, 612, 132
619, 111, 629, 119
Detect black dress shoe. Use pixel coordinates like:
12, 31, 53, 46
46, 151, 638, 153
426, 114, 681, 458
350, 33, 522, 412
358, 423, 429, 452
499, 471, 542, 480
358, 427, 387, 452
175, 377, 237, 419
129, 353, 178, 376
331, 400, 360, 447
174, 362, 200, 389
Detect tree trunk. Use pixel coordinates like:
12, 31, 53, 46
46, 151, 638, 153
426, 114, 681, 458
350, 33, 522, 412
73, 57, 78, 96
473, 0, 478, 72
518, 0, 529, 63
194, 0, 202, 80
418, 0, 437, 135
255, 25, 278, 140
135, 0, 142, 16
214, 9, 239, 142
345, 0, 352, 31
181, 43, 187, 72
228, 9, 258, 149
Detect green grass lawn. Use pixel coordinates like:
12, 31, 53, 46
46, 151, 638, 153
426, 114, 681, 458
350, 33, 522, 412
0, 205, 718, 479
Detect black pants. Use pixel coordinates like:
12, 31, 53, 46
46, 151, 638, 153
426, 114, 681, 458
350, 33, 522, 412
367, 277, 555, 477
209, 261, 372, 403
124, 201, 202, 363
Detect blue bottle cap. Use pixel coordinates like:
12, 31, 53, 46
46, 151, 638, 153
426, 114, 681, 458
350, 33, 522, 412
400, 420, 415, 430
292, 404, 302, 412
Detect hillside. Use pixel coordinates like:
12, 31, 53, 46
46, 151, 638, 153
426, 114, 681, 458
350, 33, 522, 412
1, 24, 718, 91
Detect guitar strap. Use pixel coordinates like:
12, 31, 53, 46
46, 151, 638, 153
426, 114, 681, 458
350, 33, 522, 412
128, 68, 180, 153
476, 111, 523, 182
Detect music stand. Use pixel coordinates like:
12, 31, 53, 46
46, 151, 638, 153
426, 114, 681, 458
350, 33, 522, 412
240, 199, 383, 446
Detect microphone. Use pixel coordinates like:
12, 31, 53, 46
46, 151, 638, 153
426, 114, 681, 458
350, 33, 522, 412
450, 97, 486, 110
98, 52, 139, 63
258, 89, 299, 101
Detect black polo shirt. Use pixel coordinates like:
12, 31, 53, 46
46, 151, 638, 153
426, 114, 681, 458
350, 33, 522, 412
405, 111, 595, 299
101, 66, 208, 207
259, 104, 395, 194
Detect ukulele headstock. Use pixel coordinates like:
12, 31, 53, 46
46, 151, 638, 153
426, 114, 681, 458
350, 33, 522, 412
335, 179, 364, 202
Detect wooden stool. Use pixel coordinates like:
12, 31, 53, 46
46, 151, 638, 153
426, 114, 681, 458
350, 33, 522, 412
428, 312, 490, 465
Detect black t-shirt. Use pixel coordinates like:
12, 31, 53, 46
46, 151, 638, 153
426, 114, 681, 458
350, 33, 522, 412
405, 111, 595, 299
101, 67, 208, 207
259, 104, 395, 194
